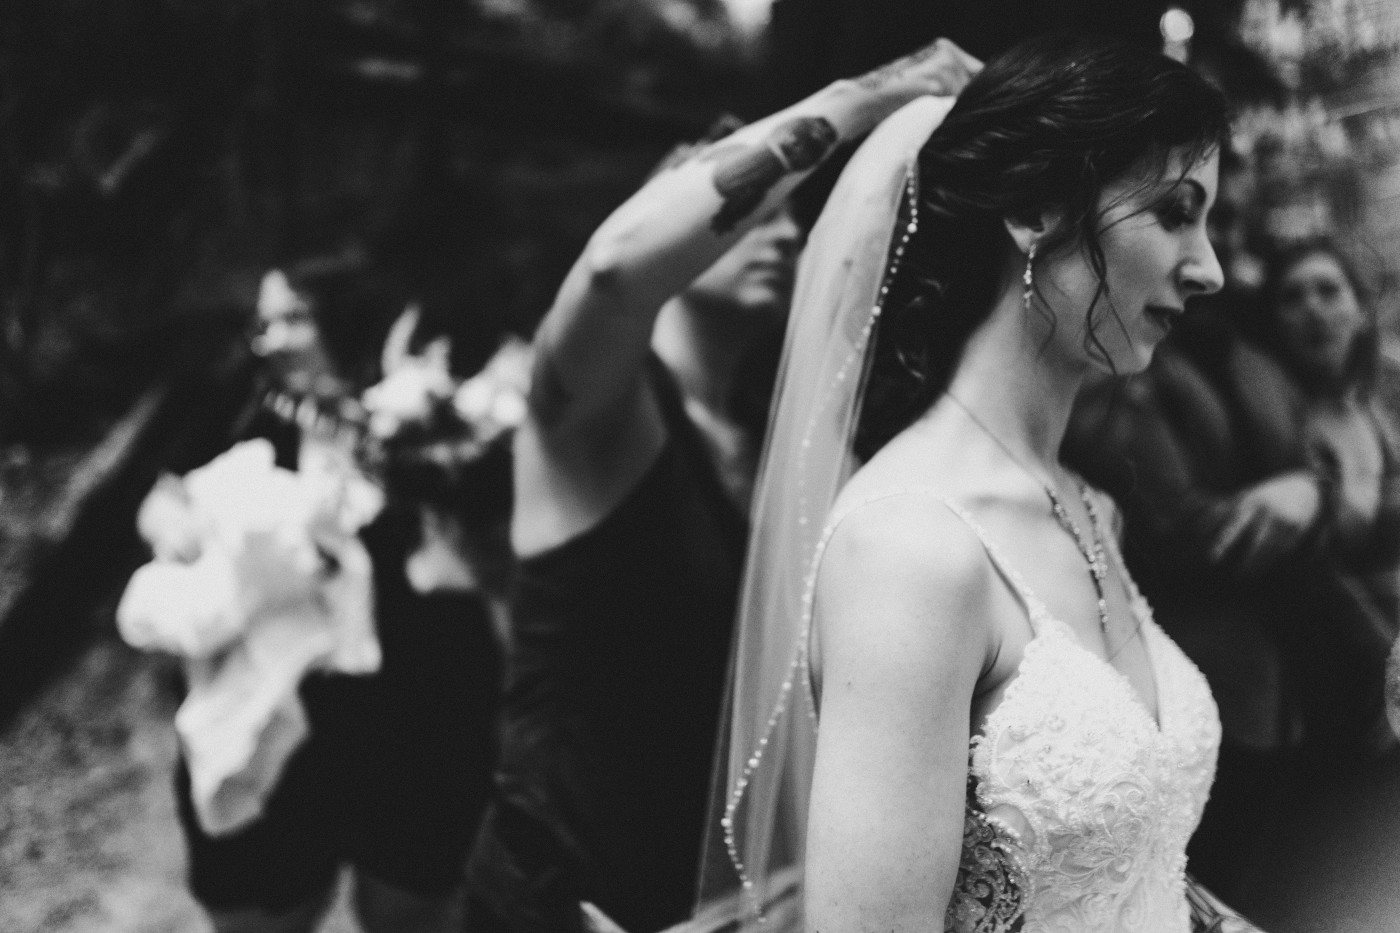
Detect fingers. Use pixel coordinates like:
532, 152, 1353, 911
580, 902, 631, 933
1231, 518, 1283, 575
1227, 517, 1271, 572
1209, 503, 1256, 564
917, 38, 983, 95
1214, 506, 1310, 574
855, 37, 983, 98
943, 38, 985, 79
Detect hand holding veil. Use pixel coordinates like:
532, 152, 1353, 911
681, 95, 955, 933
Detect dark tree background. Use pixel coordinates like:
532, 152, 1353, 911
0, 0, 754, 445
0, 0, 756, 716
767, 0, 1170, 106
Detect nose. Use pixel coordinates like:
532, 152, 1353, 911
1179, 229, 1224, 298
766, 208, 804, 258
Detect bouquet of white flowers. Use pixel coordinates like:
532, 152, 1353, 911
358, 306, 531, 594
118, 438, 384, 835
360, 305, 532, 472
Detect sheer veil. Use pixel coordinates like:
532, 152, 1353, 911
687, 96, 954, 932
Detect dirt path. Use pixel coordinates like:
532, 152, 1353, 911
0, 637, 357, 933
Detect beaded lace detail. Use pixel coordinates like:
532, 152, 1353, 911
946, 777, 1032, 933
809, 490, 1221, 933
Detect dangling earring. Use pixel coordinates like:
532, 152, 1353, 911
1022, 242, 1037, 315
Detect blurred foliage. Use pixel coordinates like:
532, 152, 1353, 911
0, 0, 755, 448
764, 0, 1173, 109
1238, 0, 1399, 95
1219, 0, 1400, 317
0, 0, 756, 657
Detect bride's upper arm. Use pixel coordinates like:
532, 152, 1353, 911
805, 497, 995, 932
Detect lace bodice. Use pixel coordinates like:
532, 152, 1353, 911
808, 489, 1221, 933
939, 499, 1221, 933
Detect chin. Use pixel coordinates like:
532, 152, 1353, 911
735, 296, 790, 328
1095, 342, 1159, 378
736, 283, 788, 313
1129, 342, 1165, 375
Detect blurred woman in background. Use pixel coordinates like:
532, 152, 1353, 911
124, 261, 508, 933
1066, 236, 1400, 900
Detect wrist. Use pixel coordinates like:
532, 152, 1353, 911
819, 79, 915, 140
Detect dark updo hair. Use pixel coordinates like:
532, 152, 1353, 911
856, 32, 1229, 459
1257, 235, 1378, 388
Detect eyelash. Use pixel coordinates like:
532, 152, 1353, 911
1157, 201, 1197, 230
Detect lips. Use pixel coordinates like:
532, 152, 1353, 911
747, 260, 789, 275
1303, 324, 1342, 348
746, 259, 794, 288
1145, 305, 1183, 333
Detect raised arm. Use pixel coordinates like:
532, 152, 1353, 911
526, 40, 982, 438
805, 498, 996, 932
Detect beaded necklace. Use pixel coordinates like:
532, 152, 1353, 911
945, 393, 1112, 638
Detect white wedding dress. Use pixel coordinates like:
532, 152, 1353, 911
697, 97, 1232, 933
810, 491, 1222, 933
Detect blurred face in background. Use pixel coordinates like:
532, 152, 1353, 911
252, 269, 342, 397
1274, 250, 1366, 380
684, 205, 803, 326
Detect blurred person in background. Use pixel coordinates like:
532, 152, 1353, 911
121, 261, 511, 933
1066, 234, 1400, 900
464, 39, 981, 933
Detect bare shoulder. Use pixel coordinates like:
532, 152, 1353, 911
815, 490, 997, 677
821, 490, 991, 593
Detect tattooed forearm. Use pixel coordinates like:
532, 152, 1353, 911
652, 114, 748, 178
530, 351, 575, 428
856, 39, 956, 93
704, 116, 837, 234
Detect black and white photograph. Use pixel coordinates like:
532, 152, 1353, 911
2, 1, 1400, 932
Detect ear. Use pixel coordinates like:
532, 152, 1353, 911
1002, 208, 1062, 257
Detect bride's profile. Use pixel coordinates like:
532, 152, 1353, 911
693, 32, 1264, 933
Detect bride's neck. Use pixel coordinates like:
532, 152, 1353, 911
942, 288, 1090, 470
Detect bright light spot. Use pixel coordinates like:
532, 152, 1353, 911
720, 0, 775, 35
1160, 7, 1195, 44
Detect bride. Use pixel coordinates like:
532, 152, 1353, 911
698, 33, 1263, 932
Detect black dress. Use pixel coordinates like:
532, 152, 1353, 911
466, 359, 748, 933
174, 405, 503, 913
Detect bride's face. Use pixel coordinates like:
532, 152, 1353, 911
1039, 146, 1224, 375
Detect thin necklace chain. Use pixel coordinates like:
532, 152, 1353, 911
945, 393, 1137, 653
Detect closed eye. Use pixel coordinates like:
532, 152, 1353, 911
1157, 202, 1198, 230
1154, 179, 1208, 231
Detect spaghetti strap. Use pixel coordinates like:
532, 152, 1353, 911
803, 486, 1052, 641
